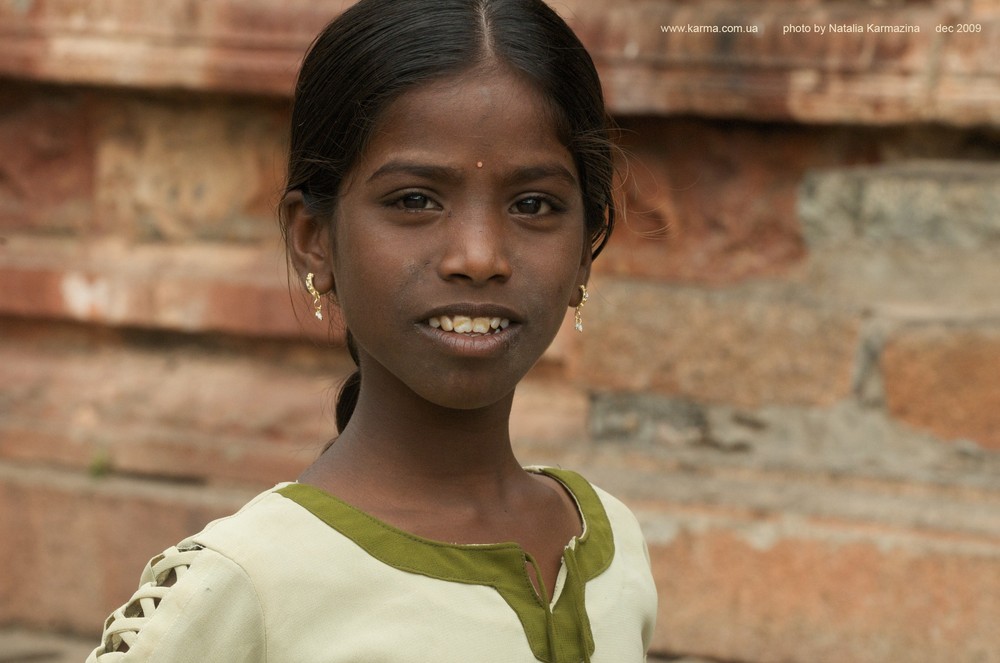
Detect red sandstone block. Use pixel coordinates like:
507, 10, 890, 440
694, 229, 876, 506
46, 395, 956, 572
600, 118, 831, 284
882, 324, 1000, 450
575, 280, 860, 408
2, 1, 998, 124
646, 511, 1000, 662
0, 84, 94, 234
0, 463, 252, 634
0, 319, 347, 484
510, 372, 589, 446
0, 0, 318, 95
566, 0, 1000, 125
940, 16, 1000, 77
93, 95, 287, 242
0, 237, 339, 340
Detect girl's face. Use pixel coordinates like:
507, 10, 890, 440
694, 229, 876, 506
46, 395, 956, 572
329, 67, 590, 411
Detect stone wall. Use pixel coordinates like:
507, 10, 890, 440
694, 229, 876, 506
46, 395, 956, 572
1, 1, 998, 661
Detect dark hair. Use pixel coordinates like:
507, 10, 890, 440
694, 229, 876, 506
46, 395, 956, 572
283, 0, 616, 433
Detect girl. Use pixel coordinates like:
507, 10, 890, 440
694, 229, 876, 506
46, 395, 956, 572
88, 0, 657, 661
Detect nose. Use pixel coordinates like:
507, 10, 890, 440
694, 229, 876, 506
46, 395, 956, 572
437, 207, 512, 285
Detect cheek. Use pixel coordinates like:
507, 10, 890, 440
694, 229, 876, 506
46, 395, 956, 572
522, 240, 585, 317
330, 223, 380, 320
547, 229, 588, 285
332, 226, 420, 328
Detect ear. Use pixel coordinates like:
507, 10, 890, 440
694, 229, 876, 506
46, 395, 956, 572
281, 190, 334, 294
569, 243, 593, 308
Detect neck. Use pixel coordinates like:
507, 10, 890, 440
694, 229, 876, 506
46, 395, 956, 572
304, 367, 527, 507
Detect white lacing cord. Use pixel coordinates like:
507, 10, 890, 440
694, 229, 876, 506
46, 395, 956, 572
94, 545, 204, 661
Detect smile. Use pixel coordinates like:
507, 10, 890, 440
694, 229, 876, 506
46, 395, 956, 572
427, 315, 511, 335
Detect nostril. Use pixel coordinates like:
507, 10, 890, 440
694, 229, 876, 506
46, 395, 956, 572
438, 226, 512, 284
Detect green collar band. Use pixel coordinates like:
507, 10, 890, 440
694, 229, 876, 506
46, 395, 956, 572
277, 467, 613, 662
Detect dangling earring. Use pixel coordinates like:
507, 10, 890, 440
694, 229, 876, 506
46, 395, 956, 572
305, 273, 323, 320
574, 284, 589, 333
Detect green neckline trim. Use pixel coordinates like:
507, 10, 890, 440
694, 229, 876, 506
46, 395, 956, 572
276, 467, 613, 662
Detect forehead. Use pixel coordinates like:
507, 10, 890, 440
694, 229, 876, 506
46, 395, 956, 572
356, 68, 573, 172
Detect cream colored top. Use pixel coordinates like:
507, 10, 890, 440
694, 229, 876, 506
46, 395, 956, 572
88, 468, 657, 662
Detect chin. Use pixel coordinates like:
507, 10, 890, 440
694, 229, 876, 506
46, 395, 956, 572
411, 376, 519, 413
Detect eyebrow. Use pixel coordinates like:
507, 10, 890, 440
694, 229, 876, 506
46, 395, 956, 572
366, 159, 578, 188
503, 164, 578, 188
367, 161, 463, 185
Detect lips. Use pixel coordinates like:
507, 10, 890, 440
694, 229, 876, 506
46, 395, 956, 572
417, 305, 521, 357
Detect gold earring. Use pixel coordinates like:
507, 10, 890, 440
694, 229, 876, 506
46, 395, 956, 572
574, 284, 589, 333
305, 273, 323, 320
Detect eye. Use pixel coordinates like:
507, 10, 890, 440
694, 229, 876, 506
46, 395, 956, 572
512, 196, 554, 215
393, 193, 439, 211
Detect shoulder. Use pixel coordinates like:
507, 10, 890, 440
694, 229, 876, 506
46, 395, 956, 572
181, 483, 306, 554
588, 481, 655, 587
530, 466, 647, 549
531, 466, 659, 654
86, 485, 306, 663
589, 482, 648, 548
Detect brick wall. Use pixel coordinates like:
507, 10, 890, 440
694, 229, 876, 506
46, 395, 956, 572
1, 2, 998, 661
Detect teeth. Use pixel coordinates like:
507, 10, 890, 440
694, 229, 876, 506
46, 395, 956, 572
427, 315, 511, 335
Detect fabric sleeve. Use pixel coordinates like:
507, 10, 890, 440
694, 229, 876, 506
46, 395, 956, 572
86, 544, 267, 663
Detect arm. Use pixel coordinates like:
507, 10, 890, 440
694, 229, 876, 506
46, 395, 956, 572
87, 545, 266, 662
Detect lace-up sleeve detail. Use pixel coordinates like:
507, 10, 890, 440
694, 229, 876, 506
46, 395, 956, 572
91, 546, 202, 660
87, 544, 267, 662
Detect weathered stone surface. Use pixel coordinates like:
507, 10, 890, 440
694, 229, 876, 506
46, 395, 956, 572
94, 94, 287, 242
602, 120, 1000, 285
0, 317, 350, 484
510, 374, 589, 447
795, 246, 1000, 320
575, 280, 860, 408
646, 514, 1000, 663
569, 1, 1000, 125
882, 323, 1000, 450
588, 394, 1000, 489
1, 1, 998, 125
799, 160, 1000, 250
590, 393, 709, 449
0, 0, 314, 96
0, 463, 253, 634
640, 0, 988, 123
0, 83, 287, 243
601, 118, 812, 284
0, 83, 93, 235
0, 237, 334, 339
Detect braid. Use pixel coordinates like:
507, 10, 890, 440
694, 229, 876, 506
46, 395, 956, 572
335, 330, 361, 433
